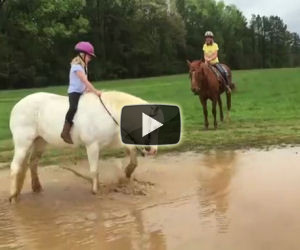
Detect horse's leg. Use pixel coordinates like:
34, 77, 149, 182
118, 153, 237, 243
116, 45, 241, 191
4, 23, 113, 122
29, 137, 47, 193
199, 97, 209, 129
86, 143, 100, 194
9, 143, 32, 202
212, 98, 218, 129
125, 147, 138, 178
218, 95, 224, 122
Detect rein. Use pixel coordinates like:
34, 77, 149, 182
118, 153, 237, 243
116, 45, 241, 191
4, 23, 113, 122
98, 96, 145, 156
99, 96, 119, 126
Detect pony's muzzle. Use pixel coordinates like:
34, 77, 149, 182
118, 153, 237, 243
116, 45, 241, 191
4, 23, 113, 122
143, 146, 158, 156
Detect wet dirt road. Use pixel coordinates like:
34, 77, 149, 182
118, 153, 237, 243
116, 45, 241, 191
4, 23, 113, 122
0, 147, 300, 250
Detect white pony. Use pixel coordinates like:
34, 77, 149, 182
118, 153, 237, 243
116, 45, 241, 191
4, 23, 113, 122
9, 91, 157, 202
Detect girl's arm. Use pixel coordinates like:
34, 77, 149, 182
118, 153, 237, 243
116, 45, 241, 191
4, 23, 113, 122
76, 71, 101, 96
209, 51, 218, 61
204, 53, 211, 63
205, 51, 218, 63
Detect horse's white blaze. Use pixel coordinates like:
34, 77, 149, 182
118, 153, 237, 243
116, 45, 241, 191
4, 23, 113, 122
9, 91, 156, 201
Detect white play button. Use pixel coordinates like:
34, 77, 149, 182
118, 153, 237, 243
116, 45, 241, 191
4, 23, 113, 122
142, 113, 163, 137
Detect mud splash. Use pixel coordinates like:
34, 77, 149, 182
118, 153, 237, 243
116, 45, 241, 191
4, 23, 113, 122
0, 147, 300, 250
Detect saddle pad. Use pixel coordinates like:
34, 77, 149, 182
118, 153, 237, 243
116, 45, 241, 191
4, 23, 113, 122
209, 64, 227, 83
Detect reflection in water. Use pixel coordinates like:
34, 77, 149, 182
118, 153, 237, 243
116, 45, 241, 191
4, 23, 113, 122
0, 147, 300, 250
198, 151, 237, 233
6, 189, 167, 250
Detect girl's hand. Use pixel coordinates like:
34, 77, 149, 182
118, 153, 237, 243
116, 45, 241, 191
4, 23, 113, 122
96, 90, 102, 97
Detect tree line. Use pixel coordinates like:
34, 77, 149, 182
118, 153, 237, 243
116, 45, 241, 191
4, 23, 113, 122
0, 0, 299, 89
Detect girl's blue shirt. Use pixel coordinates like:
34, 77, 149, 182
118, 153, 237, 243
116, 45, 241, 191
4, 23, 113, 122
68, 64, 86, 94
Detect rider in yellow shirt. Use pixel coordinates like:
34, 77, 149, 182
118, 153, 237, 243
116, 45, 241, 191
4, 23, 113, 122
203, 31, 231, 93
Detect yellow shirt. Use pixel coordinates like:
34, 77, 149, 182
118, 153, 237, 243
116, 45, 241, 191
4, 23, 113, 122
203, 42, 219, 64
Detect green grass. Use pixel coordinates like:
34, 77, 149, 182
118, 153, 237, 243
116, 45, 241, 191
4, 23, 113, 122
1, 67, 300, 165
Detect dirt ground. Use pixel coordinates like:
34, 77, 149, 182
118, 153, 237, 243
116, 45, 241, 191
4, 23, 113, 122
0, 147, 300, 250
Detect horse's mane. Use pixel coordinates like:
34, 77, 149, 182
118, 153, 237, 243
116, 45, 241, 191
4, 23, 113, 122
190, 60, 204, 68
100, 91, 148, 119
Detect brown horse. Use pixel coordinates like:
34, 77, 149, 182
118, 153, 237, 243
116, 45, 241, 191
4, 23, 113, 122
187, 60, 234, 129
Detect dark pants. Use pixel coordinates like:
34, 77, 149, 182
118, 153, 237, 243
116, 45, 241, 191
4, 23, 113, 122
65, 92, 82, 124
214, 63, 229, 85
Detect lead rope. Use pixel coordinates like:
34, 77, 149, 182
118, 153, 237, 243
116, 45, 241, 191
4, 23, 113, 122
98, 96, 145, 156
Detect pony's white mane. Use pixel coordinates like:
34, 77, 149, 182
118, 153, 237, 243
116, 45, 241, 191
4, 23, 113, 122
102, 90, 147, 112
68, 90, 148, 124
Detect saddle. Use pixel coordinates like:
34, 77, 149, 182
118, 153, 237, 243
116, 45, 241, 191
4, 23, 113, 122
208, 64, 228, 85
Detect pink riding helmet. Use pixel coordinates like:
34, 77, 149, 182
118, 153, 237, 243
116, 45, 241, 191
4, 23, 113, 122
75, 41, 96, 57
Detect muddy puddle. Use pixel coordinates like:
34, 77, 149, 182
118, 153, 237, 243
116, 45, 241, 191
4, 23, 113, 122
0, 147, 300, 250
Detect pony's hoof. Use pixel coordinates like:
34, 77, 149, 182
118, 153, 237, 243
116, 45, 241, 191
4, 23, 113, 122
91, 190, 98, 195
126, 172, 132, 179
91, 185, 99, 195
8, 194, 19, 203
32, 186, 43, 193
32, 182, 43, 193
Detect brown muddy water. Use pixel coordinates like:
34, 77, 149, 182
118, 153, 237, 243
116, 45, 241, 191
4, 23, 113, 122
0, 147, 300, 250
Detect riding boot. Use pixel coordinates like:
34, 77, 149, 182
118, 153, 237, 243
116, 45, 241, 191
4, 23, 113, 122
224, 76, 231, 93
61, 120, 73, 144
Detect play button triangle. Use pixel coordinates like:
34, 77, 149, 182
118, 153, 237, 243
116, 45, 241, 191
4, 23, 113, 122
142, 113, 163, 137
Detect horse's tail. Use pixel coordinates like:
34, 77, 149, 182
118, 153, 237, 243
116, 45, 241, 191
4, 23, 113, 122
230, 82, 236, 91
226, 92, 231, 111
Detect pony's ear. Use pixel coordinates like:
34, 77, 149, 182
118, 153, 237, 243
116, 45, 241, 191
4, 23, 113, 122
186, 60, 191, 67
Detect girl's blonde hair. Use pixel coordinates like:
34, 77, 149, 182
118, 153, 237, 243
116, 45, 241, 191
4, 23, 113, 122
71, 53, 87, 73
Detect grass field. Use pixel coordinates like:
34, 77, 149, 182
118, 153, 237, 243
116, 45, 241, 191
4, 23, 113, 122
1, 67, 300, 165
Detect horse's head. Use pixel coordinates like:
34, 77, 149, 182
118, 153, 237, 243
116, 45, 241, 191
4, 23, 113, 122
187, 60, 204, 95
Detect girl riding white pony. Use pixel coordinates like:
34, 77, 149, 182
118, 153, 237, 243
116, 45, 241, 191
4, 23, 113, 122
9, 91, 157, 202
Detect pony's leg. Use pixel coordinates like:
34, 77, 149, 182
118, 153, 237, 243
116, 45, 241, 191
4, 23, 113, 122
9, 143, 32, 202
218, 95, 224, 122
86, 143, 100, 194
125, 147, 138, 178
199, 97, 209, 129
29, 137, 47, 193
212, 99, 218, 129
